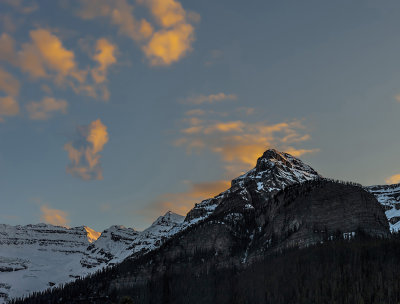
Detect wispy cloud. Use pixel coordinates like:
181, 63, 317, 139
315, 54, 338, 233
152, 180, 230, 216
26, 97, 68, 120
1, 0, 38, 14
176, 114, 318, 175
0, 33, 17, 64
77, 0, 198, 66
64, 119, 109, 180
40, 205, 69, 227
0, 96, 19, 122
184, 93, 237, 105
0, 66, 20, 96
91, 38, 117, 84
0, 30, 117, 101
386, 174, 400, 185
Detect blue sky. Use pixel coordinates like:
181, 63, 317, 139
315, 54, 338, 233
1, 0, 400, 231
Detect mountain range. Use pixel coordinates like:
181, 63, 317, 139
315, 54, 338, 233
1, 149, 399, 303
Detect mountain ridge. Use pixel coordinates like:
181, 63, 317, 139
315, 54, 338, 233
1, 148, 397, 303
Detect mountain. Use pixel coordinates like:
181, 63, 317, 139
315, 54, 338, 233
365, 183, 400, 232
0, 212, 184, 303
81, 211, 185, 268
2, 149, 398, 303
0, 224, 96, 303
186, 149, 321, 223
11, 149, 391, 304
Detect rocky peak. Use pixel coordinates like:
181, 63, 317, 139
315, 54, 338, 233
186, 149, 321, 223
232, 149, 320, 189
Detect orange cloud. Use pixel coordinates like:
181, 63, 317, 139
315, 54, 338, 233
65, 119, 109, 180
78, 0, 153, 41
0, 67, 20, 96
185, 109, 205, 116
176, 114, 318, 175
184, 93, 237, 105
0, 33, 17, 64
40, 205, 69, 227
0, 96, 19, 122
1, 29, 114, 100
142, 23, 194, 66
78, 0, 197, 66
153, 180, 230, 215
26, 97, 68, 120
91, 38, 117, 84
386, 174, 400, 185
284, 147, 320, 157
19, 29, 85, 83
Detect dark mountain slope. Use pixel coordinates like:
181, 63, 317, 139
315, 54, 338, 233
14, 179, 389, 304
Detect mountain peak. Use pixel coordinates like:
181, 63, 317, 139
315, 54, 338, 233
83, 226, 101, 243
232, 148, 320, 188
185, 149, 321, 223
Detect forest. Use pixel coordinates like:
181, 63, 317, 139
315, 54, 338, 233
11, 233, 400, 304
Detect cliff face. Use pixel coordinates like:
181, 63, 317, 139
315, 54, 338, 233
107, 180, 389, 302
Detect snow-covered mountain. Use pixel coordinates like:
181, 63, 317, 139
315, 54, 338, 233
81, 211, 185, 268
0, 224, 96, 303
365, 184, 400, 232
0, 212, 184, 303
1, 149, 399, 303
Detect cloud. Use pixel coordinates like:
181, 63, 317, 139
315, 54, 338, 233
64, 119, 109, 180
19, 29, 85, 83
185, 109, 205, 116
78, 0, 197, 66
176, 114, 318, 175
184, 93, 237, 105
91, 38, 117, 84
1, 0, 38, 14
78, 0, 153, 41
1, 14, 17, 32
0, 33, 17, 63
152, 180, 230, 215
26, 97, 68, 120
0, 66, 20, 96
142, 22, 194, 66
40, 205, 69, 227
0, 30, 113, 100
284, 147, 320, 157
236, 107, 255, 116
0, 96, 19, 122
385, 174, 400, 185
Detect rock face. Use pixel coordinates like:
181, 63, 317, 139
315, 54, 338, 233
365, 184, 400, 232
98, 180, 389, 303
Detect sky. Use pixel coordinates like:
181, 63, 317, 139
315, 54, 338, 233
1, 0, 400, 232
